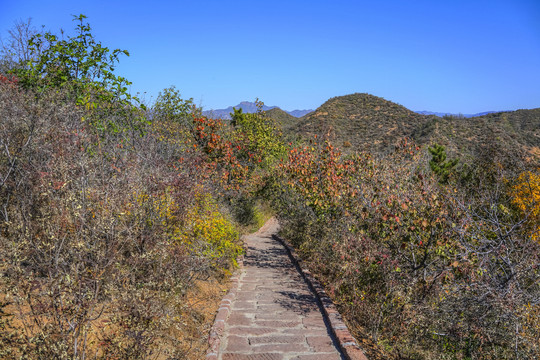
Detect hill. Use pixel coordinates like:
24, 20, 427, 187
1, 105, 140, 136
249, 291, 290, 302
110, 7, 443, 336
292, 93, 430, 153
411, 108, 540, 159
289, 93, 540, 159
264, 107, 299, 130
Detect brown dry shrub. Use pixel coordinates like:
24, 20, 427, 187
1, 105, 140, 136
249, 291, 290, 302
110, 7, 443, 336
0, 82, 239, 359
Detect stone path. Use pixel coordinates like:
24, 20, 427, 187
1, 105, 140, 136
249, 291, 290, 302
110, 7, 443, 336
218, 218, 345, 360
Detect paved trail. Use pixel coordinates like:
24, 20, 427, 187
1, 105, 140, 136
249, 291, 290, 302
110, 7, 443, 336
218, 218, 344, 360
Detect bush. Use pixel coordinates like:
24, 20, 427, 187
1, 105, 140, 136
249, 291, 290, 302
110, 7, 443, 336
271, 136, 540, 359
0, 65, 242, 359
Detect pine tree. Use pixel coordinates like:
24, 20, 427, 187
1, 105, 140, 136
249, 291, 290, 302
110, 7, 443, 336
428, 143, 458, 183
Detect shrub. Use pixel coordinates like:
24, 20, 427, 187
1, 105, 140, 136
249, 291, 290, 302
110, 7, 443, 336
0, 71, 241, 360
272, 136, 540, 359
512, 169, 540, 242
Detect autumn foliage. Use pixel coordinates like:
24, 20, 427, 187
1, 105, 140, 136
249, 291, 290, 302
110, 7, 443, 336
512, 169, 540, 242
270, 136, 539, 359
1, 14, 539, 360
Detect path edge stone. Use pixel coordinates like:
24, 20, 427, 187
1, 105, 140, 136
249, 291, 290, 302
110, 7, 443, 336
205, 253, 244, 360
272, 234, 369, 360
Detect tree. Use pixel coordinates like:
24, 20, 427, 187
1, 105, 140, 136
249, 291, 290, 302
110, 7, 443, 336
153, 86, 195, 125
12, 15, 148, 136
230, 99, 286, 167
16, 15, 136, 106
428, 143, 458, 183
0, 18, 43, 74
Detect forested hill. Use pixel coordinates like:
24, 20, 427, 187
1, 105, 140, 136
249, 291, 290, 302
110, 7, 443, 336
264, 107, 299, 131
278, 93, 540, 159
412, 108, 540, 160
288, 93, 426, 153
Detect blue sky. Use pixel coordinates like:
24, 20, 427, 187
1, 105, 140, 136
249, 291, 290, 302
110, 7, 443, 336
1, 0, 539, 113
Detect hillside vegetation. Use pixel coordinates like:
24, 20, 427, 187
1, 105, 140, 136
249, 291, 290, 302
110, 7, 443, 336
290, 93, 539, 159
264, 107, 299, 130
412, 109, 540, 159
1, 15, 539, 360
292, 93, 428, 152
0, 17, 246, 359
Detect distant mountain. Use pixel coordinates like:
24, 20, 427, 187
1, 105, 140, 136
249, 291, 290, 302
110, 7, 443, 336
202, 101, 275, 119
286, 93, 540, 159
203, 101, 313, 120
288, 109, 313, 117
415, 110, 506, 118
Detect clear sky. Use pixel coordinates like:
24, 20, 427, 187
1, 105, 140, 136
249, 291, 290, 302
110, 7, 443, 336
1, 0, 539, 113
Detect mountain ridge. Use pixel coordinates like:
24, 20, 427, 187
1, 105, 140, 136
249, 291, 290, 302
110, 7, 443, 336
203, 101, 313, 119
280, 93, 539, 159
415, 110, 508, 118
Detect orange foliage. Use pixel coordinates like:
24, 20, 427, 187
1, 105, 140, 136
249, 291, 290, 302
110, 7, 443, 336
512, 169, 540, 241
279, 140, 359, 214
